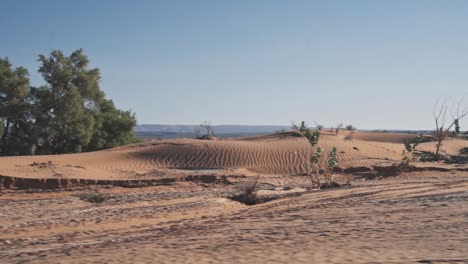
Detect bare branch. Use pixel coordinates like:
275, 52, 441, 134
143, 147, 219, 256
432, 95, 468, 160
290, 120, 300, 131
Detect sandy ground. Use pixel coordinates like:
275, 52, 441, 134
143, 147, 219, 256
1, 131, 468, 263
0, 173, 467, 264
0, 131, 467, 182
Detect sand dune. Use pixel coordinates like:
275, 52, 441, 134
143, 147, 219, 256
1, 131, 468, 263
0, 131, 467, 183
342, 131, 426, 143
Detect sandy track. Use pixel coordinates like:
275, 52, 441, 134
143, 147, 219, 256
1, 174, 467, 264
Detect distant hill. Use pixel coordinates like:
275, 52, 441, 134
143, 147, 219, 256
135, 124, 435, 134
134, 124, 291, 140
134, 124, 436, 140
134, 124, 290, 133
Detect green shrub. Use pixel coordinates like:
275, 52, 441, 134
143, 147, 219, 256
295, 121, 340, 189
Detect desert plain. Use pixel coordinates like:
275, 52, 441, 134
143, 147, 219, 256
0, 131, 467, 263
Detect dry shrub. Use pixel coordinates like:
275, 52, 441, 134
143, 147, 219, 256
230, 177, 261, 205
78, 189, 106, 203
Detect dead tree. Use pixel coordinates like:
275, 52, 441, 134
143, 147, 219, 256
290, 121, 300, 131
193, 127, 202, 139
198, 121, 215, 139
314, 121, 323, 131
335, 123, 343, 135
433, 97, 468, 160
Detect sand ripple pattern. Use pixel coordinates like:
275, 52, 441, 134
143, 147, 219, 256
130, 136, 312, 175
1, 131, 467, 180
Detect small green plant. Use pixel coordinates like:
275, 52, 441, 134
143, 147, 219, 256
308, 146, 322, 188
320, 147, 339, 186
306, 129, 320, 146
299, 121, 308, 133
311, 146, 323, 164
78, 190, 106, 203
292, 121, 320, 145
399, 135, 423, 172
403, 135, 422, 156
295, 121, 339, 189
328, 147, 339, 169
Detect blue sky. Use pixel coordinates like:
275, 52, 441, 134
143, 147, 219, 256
1, 0, 467, 129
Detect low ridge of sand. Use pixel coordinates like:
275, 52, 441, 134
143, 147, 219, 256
0, 131, 467, 183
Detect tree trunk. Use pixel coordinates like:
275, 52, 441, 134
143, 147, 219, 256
435, 130, 443, 161
1, 118, 10, 154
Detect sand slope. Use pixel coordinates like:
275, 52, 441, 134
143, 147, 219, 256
0, 131, 467, 181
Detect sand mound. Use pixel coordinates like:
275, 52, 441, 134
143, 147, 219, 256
342, 131, 429, 143
0, 132, 311, 180
0, 131, 467, 183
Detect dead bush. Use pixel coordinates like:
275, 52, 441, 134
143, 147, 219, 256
230, 177, 261, 205
77, 190, 106, 203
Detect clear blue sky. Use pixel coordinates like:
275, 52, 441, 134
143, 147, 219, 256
1, 0, 467, 129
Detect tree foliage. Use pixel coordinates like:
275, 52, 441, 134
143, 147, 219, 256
0, 49, 136, 156
0, 57, 31, 155
87, 99, 136, 151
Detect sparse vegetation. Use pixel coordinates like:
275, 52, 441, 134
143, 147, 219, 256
293, 121, 340, 189
230, 177, 261, 205
322, 147, 339, 185
404, 135, 423, 154
328, 147, 339, 169
195, 121, 216, 140
314, 122, 323, 131
345, 125, 356, 131
335, 123, 343, 135
291, 121, 307, 133
398, 135, 423, 172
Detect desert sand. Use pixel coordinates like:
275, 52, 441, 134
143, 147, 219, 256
1, 131, 468, 263
0, 131, 466, 183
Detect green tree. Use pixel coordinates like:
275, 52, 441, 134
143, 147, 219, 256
0, 58, 31, 155
0, 50, 136, 156
32, 50, 96, 153
87, 99, 136, 151
32, 49, 136, 154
